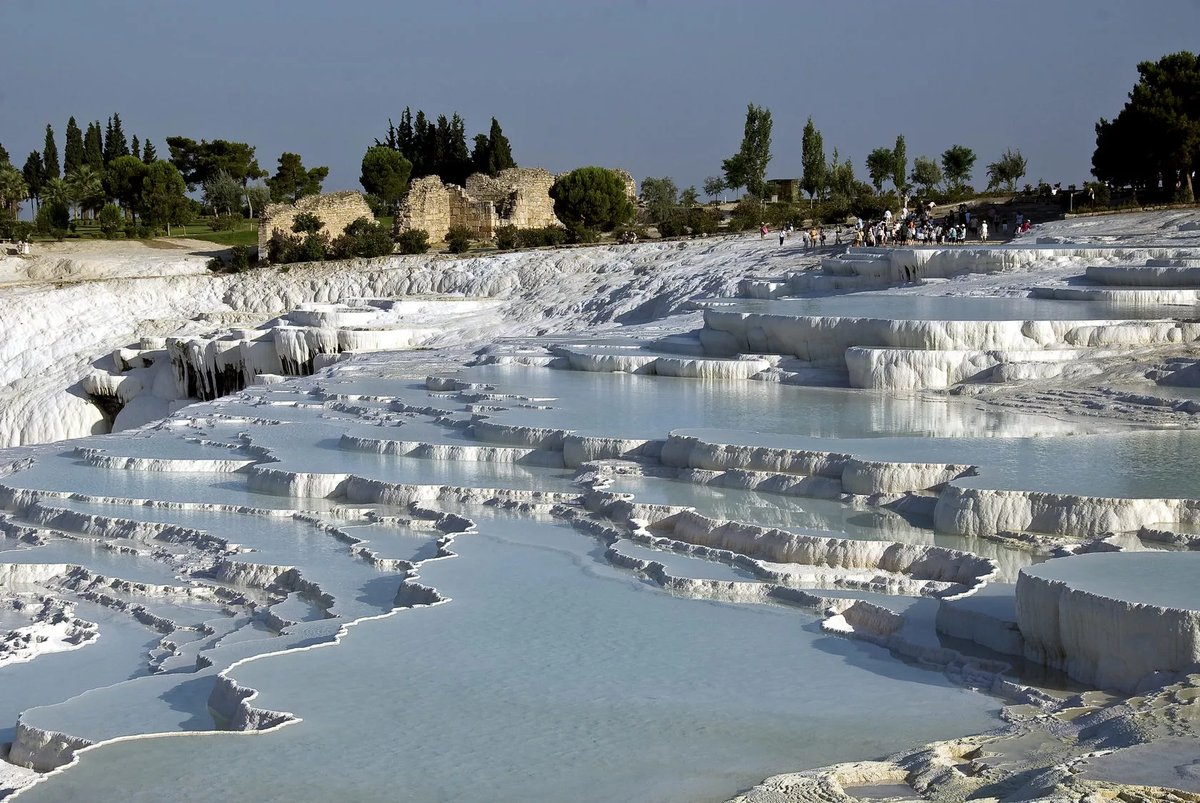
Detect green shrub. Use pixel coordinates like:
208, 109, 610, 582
124, 223, 138, 239
687, 208, 721, 235
0, 208, 16, 240
549, 167, 636, 232
207, 256, 226, 272
98, 204, 123, 239
292, 212, 324, 234
494, 225, 518, 250
330, 217, 394, 259
396, 228, 430, 255
209, 214, 240, 232
229, 245, 252, 271
11, 221, 35, 242
656, 213, 688, 238
516, 226, 566, 248
1084, 182, 1111, 208
612, 223, 649, 242
728, 197, 763, 232
36, 202, 70, 235
445, 225, 474, 253
564, 221, 599, 244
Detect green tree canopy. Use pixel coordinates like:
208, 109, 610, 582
727, 104, 772, 198
104, 155, 149, 216
703, 176, 725, 201
22, 152, 43, 209
360, 145, 413, 214
203, 169, 244, 216
1092, 51, 1200, 200
986, 149, 1028, 191
549, 167, 635, 232
940, 145, 976, 189
679, 186, 699, 207
139, 161, 190, 234
910, 155, 943, 194
142, 140, 158, 164
103, 114, 129, 165
640, 176, 678, 222
827, 148, 857, 202
64, 117, 84, 176
865, 148, 894, 193
84, 122, 104, 170
485, 117, 515, 175
0, 164, 29, 214
68, 164, 106, 219
721, 153, 747, 198
42, 124, 60, 181
267, 152, 329, 203
801, 117, 826, 202
892, 135, 908, 195
131, 135, 141, 162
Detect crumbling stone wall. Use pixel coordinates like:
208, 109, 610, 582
612, 169, 638, 204
258, 191, 374, 263
397, 167, 581, 242
396, 167, 636, 242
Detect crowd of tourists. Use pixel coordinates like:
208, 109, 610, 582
760, 203, 1033, 249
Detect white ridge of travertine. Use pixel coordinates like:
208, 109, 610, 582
651, 510, 995, 593
934, 483, 1200, 538
1016, 563, 1200, 692
660, 432, 974, 495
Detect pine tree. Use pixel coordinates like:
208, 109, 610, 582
486, 118, 515, 175
84, 122, 104, 169
43, 124, 60, 180
64, 117, 84, 175
0, 143, 8, 165
131, 135, 141, 162
142, 140, 157, 164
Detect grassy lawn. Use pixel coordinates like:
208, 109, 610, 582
34, 213, 391, 250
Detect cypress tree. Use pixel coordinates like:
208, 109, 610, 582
22, 151, 43, 211
486, 118, 515, 175
433, 115, 450, 179
471, 134, 491, 175
412, 111, 432, 178
131, 135, 141, 162
398, 108, 414, 158
64, 117, 84, 175
43, 124, 60, 180
445, 113, 471, 185
84, 122, 104, 169
892, 134, 908, 195
142, 140, 157, 163
104, 113, 129, 164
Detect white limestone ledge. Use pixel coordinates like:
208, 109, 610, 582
1016, 553, 1200, 692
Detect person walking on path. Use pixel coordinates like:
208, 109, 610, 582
778, 229, 786, 246
761, 224, 768, 240
980, 221, 989, 241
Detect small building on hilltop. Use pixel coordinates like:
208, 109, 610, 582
766, 178, 800, 203
258, 191, 374, 263
395, 167, 561, 243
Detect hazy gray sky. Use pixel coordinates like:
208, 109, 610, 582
2, 0, 1197, 195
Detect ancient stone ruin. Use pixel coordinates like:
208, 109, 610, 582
395, 168, 561, 242
394, 167, 638, 242
258, 191, 374, 263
